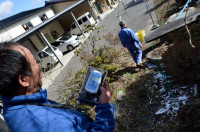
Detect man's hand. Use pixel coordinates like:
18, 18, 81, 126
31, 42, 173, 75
139, 44, 142, 48
99, 82, 112, 104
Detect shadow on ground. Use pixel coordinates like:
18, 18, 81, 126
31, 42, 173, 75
144, 0, 168, 14
125, 0, 145, 10
114, 67, 139, 75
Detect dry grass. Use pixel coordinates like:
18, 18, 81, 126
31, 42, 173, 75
154, 0, 177, 25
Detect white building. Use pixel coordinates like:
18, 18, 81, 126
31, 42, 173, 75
0, 0, 99, 59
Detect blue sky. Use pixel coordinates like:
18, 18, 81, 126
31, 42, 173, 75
0, 0, 46, 20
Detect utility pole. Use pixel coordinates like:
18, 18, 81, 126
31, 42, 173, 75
145, 0, 159, 30
70, 11, 86, 38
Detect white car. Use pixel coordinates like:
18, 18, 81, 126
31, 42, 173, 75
70, 12, 96, 35
51, 35, 80, 53
35, 45, 63, 70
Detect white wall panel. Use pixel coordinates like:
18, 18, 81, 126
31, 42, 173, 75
0, 31, 12, 42
30, 17, 42, 26
8, 25, 25, 38
46, 10, 54, 18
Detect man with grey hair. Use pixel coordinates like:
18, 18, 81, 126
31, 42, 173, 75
0, 42, 115, 132
118, 21, 144, 68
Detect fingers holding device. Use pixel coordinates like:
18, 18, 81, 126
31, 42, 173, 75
99, 82, 112, 104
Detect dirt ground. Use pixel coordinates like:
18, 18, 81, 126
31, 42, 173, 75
114, 0, 200, 131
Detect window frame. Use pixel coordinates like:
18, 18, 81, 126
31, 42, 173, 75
22, 21, 33, 31
82, 16, 87, 22
78, 19, 83, 25
88, 14, 91, 19
39, 14, 48, 22
72, 23, 76, 29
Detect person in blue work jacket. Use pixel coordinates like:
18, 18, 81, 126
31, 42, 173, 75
0, 42, 115, 132
118, 21, 145, 68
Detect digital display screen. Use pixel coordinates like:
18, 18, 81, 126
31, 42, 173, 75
91, 75, 100, 82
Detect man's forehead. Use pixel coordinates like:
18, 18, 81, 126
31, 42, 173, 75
9, 45, 27, 56
9, 45, 31, 62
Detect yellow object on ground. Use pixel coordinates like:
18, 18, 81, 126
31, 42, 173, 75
135, 30, 145, 43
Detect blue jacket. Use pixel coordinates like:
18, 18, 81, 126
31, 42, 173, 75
1, 88, 114, 132
118, 27, 141, 49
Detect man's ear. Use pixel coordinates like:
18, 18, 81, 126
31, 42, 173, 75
18, 74, 30, 87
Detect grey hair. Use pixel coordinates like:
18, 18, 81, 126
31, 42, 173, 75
119, 21, 126, 28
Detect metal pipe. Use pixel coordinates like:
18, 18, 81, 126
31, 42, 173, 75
86, 0, 98, 20
145, 2, 155, 25
38, 30, 64, 66
145, 1, 159, 30
176, 0, 190, 20
70, 11, 86, 38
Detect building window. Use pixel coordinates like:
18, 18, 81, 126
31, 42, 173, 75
22, 21, 33, 31
51, 31, 59, 40
39, 14, 48, 22
88, 14, 91, 19
78, 19, 82, 25
72, 23, 76, 29
82, 16, 87, 22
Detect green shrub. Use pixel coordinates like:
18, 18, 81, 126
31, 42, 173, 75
100, 64, 120, 75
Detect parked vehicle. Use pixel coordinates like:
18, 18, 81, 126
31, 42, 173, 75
35, 45, 63, 70
51, 35, 80, 53
70, 12, 96, 35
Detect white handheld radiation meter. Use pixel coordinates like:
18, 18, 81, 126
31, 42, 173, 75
85, 70, 102, 94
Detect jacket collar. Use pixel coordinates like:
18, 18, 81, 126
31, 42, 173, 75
1, 88, 48, 105
121, 27, 127, 30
